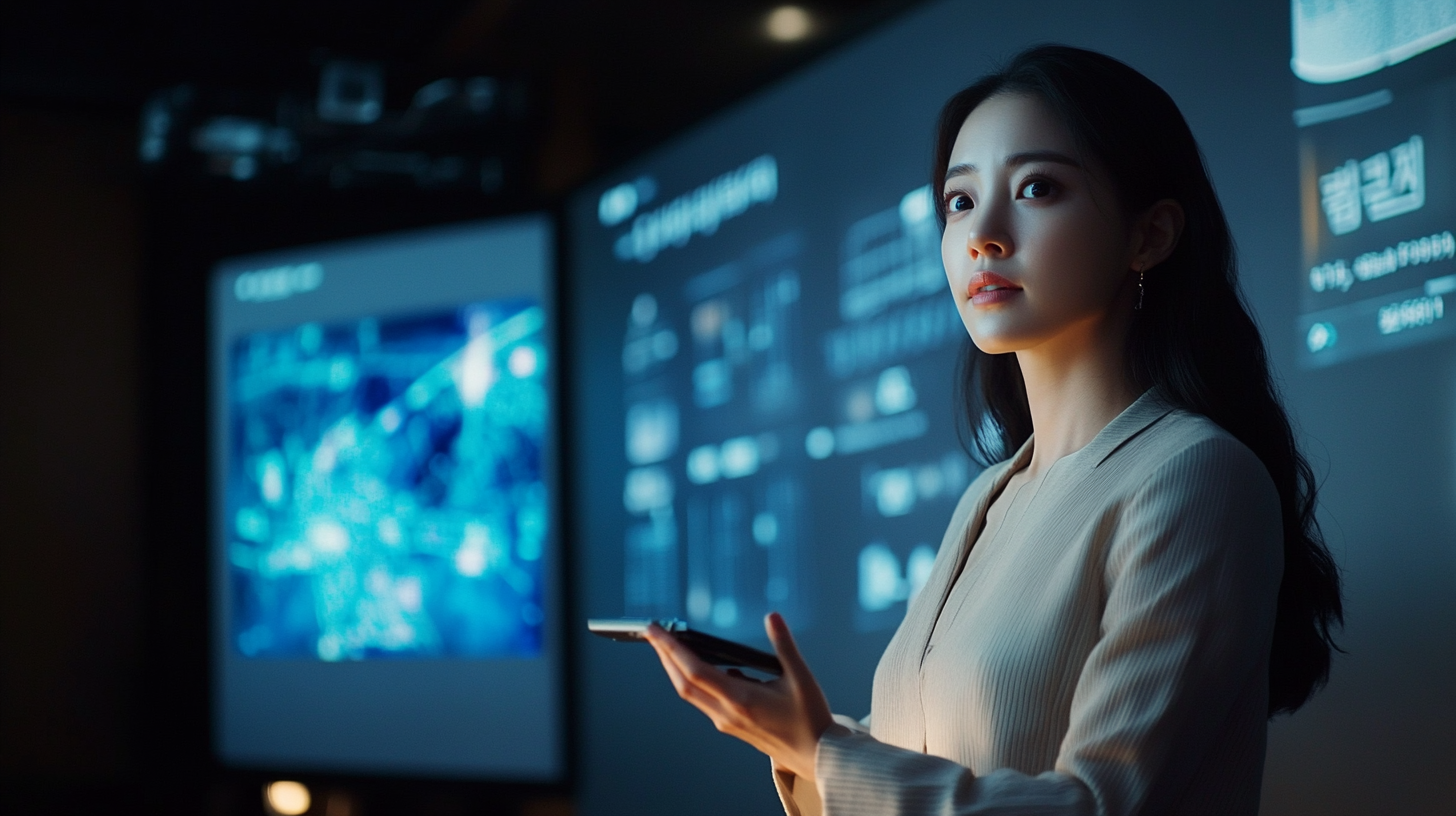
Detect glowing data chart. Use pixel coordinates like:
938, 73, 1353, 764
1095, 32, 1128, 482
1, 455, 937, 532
621, 231, 810, 636
612, 174, 977, 638
826, 186, 972, 631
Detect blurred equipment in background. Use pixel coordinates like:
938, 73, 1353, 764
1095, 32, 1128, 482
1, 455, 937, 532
318, 61, 384, 124
138, 59, 531, 195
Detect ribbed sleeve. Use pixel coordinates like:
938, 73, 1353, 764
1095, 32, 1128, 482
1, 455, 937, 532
773, 395, 1284, 816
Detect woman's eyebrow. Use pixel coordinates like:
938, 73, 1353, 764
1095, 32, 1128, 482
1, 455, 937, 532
944, 162, 975, 183
1006, 150, 1081, 169
944, 150, 1082, 183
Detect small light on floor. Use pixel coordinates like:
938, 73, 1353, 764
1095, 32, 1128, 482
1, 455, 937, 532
265, 780, 311, 816
766, 6, 812, 42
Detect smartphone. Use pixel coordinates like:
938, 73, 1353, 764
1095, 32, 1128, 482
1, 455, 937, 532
587, 618, 783, 677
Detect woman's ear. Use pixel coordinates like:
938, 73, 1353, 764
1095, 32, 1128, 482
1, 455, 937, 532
1130, 198, 1185, 272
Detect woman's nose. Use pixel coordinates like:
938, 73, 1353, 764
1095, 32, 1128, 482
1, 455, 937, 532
967, 225, 1012, 261
966, 203, 1013, 260
968, 237, 1008, 261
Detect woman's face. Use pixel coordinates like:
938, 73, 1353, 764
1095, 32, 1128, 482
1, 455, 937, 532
941, 92, 1136, 355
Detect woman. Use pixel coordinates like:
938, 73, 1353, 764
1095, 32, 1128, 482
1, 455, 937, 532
645, 45, 1342, 815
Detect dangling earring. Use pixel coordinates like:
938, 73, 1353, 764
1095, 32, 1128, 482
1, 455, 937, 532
1135, 265, 1146, 311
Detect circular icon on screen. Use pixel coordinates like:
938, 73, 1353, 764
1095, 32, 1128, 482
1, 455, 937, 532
1305, 322, 1337, 353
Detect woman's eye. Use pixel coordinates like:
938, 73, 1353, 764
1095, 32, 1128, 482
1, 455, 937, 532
1019, 179, 1053, 199
946, 193, 973, 212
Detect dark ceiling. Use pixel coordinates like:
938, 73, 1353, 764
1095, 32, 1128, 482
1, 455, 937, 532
1, 0, 925, 193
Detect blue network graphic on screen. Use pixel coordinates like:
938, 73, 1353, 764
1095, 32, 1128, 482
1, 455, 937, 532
227, 299, 547, 660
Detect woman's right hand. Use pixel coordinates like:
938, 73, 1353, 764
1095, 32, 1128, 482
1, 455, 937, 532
644, 612, 833, 781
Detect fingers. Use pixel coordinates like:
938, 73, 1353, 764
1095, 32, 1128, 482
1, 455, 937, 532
764, 612, 812, 687
764, 611, 834, 749
648, 629, 727, 720
646, 636, 757, 739
646, 624, 720, 691
645, 625, 749, 715
646, 625, 706, 692
647, 633, 688, 690
644, 620, 826, 773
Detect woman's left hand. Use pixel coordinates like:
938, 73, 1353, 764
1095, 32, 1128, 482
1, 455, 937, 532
644, 612, 833, 781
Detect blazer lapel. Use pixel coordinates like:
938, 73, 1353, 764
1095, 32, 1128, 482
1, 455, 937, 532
914, 437, 1034, 666
1082, 390, 1177, 469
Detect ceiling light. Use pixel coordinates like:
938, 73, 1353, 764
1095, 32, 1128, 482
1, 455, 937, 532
766, 6, 812, 42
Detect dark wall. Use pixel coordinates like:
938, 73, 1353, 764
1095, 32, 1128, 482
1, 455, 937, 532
0, 107, 143, 800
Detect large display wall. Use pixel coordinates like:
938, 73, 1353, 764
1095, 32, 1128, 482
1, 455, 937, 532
566, 2, 1456, 814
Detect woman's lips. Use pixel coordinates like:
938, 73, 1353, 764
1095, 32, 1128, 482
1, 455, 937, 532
967, 271, 1023, 307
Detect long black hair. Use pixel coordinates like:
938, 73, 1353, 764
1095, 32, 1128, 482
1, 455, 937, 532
934, 45, 1341, 716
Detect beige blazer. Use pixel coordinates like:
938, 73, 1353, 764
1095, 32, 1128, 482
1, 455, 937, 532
775, 391, 1283, 816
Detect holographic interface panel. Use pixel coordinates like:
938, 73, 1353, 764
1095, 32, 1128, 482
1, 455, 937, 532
226, 299, 547, 661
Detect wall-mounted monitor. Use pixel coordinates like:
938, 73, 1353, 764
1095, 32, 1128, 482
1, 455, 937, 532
209, 215, 563, 780
1293, 2, 1456, 367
